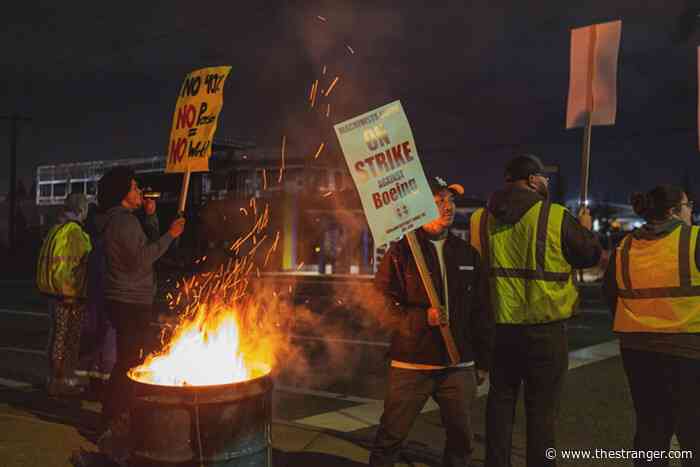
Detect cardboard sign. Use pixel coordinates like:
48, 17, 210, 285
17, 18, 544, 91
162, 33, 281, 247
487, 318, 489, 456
566, 20, 621, 129
167, 66, 231, 173
334, 100, 438, 245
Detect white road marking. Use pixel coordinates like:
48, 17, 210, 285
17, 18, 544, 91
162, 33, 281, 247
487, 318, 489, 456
0, 347, 46, 356
0, 309, 48, 318
0, 377, 33, 389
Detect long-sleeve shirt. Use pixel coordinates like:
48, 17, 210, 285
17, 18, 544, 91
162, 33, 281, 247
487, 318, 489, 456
98, 206, 173, 305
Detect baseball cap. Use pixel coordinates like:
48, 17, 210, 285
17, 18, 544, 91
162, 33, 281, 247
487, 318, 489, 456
504, 154, 546, 182
427, 175, 465, 196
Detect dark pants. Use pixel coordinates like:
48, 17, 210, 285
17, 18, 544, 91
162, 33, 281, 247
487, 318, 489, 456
101, 300, 152, 425
486, 322, 568, 467
370, 366, 476, 467
621, 348, 700, 467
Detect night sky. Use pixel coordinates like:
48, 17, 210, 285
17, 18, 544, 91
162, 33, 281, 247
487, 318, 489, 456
2, 1, 700, 203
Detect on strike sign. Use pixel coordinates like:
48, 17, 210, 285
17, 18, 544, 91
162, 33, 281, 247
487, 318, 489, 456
334, 100, 438, 245
167, 66, 231, 173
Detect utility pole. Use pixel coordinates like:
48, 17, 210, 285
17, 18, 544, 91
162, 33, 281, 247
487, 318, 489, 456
1, 114, 32, 251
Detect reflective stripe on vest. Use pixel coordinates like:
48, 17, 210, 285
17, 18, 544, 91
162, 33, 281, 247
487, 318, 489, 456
470, 202, 578, 324
613, 224, 700, 333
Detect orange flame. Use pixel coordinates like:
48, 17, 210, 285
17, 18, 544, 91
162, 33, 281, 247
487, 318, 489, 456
130, 307, 270, 386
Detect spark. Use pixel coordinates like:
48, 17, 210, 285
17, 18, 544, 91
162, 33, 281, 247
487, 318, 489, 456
313, 142, 325, 160
262, 168, 268, 190
308, 80, 315, 101
346, 44, 355, 54
322, 65, 327, 75
316, 15, 327, 22
310, 80, 319, 108
240, 208, 248, 216
322, 192, 333, 197
296, 262, 305, 271
324, 76, 339, 97
326, 103, 331, 118
278, 135, 286, 183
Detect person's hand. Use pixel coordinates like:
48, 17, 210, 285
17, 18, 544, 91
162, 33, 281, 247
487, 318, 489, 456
427, 307, 442, 327
476, 369, 489, 386
578, 207, 592, 231
168, 217, 186, 239
143, 198, 157, 216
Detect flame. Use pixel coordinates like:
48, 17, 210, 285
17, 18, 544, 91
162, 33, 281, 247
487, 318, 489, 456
130, 304, 270, 386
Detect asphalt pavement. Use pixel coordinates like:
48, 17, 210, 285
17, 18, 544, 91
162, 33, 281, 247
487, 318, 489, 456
0, 280, 690, 466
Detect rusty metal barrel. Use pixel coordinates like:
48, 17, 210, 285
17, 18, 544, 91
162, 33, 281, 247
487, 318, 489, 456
129, 368, 273, 466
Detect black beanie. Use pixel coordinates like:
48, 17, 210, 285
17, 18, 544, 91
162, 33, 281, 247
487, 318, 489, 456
98, 166, 135, 209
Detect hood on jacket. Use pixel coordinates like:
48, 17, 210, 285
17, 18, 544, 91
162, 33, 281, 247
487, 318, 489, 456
632, 219, 684, 241
486, 186, 544, 224
57, 210, 84, 226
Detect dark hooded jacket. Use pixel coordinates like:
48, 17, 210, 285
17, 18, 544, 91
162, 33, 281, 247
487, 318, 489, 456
603, 219, 700, 360
375, 228, 492, 369
95, 206, 173, 305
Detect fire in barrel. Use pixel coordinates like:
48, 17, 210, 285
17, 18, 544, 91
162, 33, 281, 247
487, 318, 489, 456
128, 305, 274, 466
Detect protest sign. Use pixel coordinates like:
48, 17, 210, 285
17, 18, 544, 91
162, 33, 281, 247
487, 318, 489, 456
334, 100, 438, 246
167, 66, 231, 174
566, 20, 621, 129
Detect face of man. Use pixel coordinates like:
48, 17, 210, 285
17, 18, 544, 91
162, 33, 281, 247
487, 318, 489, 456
528, 173, 550, 199
423, 189, 455, 234
678, 193, 693, 226
121, 178, 143, 211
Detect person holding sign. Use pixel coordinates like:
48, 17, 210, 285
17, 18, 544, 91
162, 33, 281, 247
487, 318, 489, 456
603, 185, 700, 466
96, 167, 185, 455
471, 154, 601, 467
370, 176, 491, 467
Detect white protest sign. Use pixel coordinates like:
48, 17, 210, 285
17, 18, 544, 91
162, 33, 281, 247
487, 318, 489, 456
566, 20, 621, 129
334, 100, 438, 246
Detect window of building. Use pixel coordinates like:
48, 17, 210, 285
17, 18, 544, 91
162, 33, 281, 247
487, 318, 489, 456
86, 181, 97, 195
39, 184, 52, 197
53, 183, 66, 197
71, 181, 85, 194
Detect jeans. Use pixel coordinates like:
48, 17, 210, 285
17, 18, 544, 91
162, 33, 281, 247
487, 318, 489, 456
485, 321, 568, 467
101, 300, 152, 425
621, 347, 700, 467
370, 366, 477, 467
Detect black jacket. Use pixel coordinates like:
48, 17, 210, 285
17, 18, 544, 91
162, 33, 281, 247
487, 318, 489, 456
374, 228, 492, 370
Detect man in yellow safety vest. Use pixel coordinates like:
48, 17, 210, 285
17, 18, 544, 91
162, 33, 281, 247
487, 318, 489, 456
471, 154, 601, 467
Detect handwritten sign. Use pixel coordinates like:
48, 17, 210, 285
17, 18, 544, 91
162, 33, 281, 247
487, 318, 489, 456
167, 66, 231, 173
334, 100, 438, 245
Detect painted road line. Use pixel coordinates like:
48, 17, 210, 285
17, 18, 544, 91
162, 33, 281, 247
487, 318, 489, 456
0, 377, 33, 389
289, 334, 390, 348
0, 347, 46, 356
276, 385, 380, 404
0, 309, 48, 318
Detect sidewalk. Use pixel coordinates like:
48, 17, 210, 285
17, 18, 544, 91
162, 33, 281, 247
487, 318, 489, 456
3, 340, 682, 467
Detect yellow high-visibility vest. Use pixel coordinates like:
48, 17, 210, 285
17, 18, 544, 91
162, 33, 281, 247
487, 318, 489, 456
36, 221, 92, 299
614, 224, 700, 333
470, 202, 578, 324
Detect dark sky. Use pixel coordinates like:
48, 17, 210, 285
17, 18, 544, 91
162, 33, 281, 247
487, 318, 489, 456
2, 1, 700, 203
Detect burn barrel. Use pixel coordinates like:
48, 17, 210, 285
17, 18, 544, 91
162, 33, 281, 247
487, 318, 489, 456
129, 366, 273, 467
